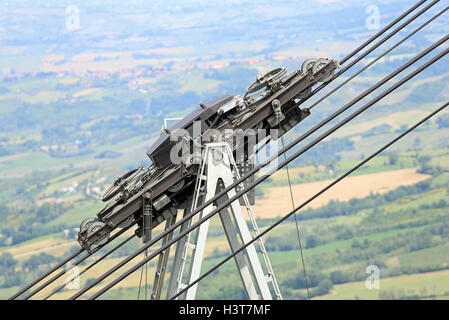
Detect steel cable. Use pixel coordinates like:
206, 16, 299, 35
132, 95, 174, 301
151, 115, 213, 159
294, 0, 441, 111
308, 5, 449, 110
44, 233, 136, 300
22, 222, 136, 300
8, 247, 84, 300
338, 0, 427, 65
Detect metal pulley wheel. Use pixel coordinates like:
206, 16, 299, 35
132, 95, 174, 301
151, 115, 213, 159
312, 58, 334, 82
301, 58, 318, 74
245, 67, 287, 96
101, 167, 144, 202
86, 220, 109, 246
80, 217, 96, 233
118, 215, 134, 228
296, 86, 312, 100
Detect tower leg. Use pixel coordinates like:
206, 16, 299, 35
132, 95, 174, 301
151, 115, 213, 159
165, 143, 277, 300
215, 182, 272, 299
216, 196, 259, 299
151, 208, 177, 300
166, 199, 194, 299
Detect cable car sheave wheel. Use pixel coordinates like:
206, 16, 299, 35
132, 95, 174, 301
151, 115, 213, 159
101, 167, 145, 202
302, 57, 335, 82
244, 67, 287, 97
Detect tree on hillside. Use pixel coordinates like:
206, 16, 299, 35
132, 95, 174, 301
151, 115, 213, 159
23, 253, 56, 270
388, 151, 400, 165
0, 252, 17, 269
36, 203, 51, 222
330, 270, 350, 284
305, 235, 320, 249
313, 279, 334, 296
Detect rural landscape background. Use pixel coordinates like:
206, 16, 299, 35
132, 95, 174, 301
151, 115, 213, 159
0, 0, 449, 300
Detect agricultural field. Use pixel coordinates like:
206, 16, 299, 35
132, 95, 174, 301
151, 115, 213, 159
253, 168, 430, 217
316, 269, 449, 300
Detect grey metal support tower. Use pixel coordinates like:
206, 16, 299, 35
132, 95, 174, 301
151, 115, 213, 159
165, 142, 282, 300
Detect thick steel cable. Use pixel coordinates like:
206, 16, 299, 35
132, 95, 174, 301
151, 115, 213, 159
8, 248, 84, 300
310, 5, 449, 110
294, 0, 441, 111
11, 0, 429, 301
83, 43, 449, 300
171, 101, 449, 299
338, 0, 426, 65
308, 5, 449, 110
22, 222, 135, 300
44, 233, 136, 300
10, 218, 139, 299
